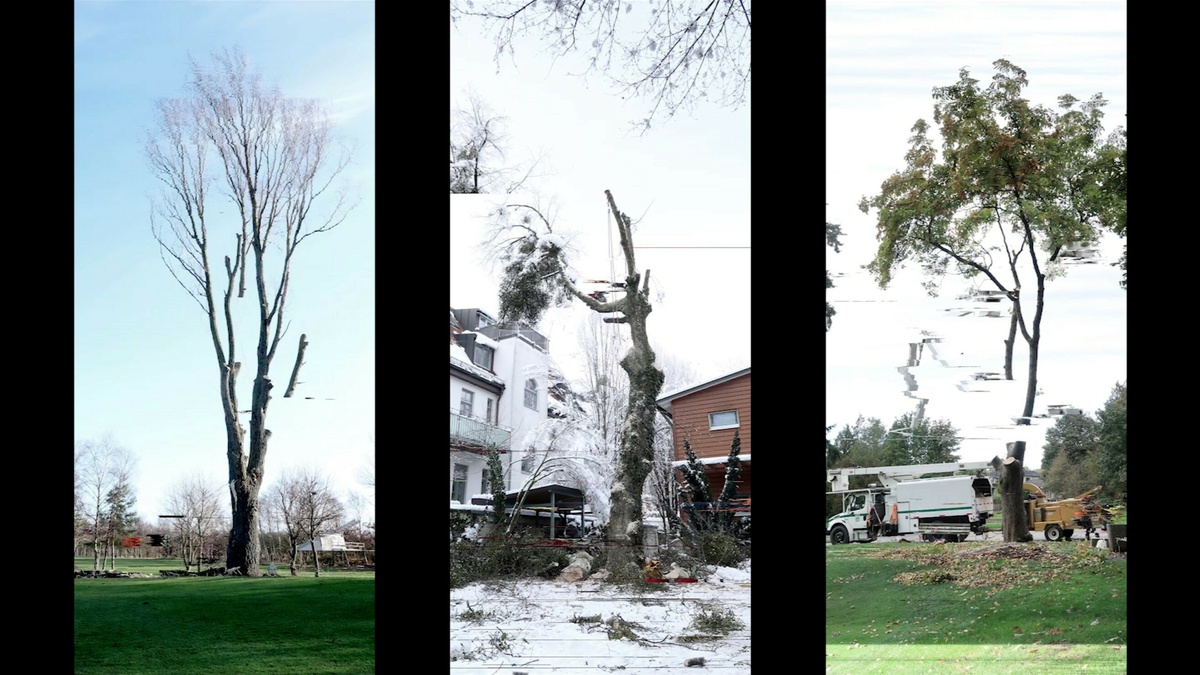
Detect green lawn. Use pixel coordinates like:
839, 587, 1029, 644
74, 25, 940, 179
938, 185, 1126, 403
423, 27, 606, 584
75, 558, 374, 674
827, 540, 1126, 674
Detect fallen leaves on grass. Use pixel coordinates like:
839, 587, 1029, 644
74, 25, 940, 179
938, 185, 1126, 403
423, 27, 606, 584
867, 542, 1122, 595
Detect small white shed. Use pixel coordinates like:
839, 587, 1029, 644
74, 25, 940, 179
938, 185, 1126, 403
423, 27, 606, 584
296, 533, 348, 552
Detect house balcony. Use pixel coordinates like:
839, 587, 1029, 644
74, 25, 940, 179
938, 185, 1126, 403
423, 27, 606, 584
450, 409, 512, 454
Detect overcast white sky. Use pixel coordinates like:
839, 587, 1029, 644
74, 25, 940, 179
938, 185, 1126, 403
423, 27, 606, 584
450, 13, 751, 385
825, 1, 1127, 470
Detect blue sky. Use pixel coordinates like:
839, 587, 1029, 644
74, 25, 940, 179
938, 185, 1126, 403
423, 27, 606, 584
825, 1, 1127, 470
450, 11, 752, 385
74, 1, 375, 524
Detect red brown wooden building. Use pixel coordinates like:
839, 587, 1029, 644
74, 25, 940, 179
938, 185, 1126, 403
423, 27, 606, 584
655, 367, 751, 509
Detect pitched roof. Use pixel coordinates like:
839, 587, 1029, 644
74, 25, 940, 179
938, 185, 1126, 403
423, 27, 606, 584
656, 366, 750, 416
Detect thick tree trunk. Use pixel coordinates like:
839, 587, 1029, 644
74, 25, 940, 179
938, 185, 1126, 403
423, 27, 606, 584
597, 190, 666, 576
607, 347, 665, 574
993, 442, 1031, 542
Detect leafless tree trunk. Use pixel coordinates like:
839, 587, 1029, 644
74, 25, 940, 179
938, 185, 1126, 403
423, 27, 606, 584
147, 47, 353, 576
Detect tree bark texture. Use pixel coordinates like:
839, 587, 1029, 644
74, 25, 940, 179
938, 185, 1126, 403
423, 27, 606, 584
993, 442, 1031, 542
593, 190, 665, 574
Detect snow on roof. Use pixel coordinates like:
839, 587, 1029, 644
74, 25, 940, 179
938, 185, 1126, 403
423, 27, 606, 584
657, 366, 751, 409
471, 331, 500, 349
670, 453, 751, 468
450, 342, 505, 386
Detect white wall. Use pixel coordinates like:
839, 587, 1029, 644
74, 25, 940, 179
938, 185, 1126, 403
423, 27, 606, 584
492, 334, 551, 491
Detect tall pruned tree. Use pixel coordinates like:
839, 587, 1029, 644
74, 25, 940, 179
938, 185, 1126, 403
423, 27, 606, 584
485, 189, 664, 574
147, 47, 354, 576
451, 1, 751, 133
859, 60, 1126, 434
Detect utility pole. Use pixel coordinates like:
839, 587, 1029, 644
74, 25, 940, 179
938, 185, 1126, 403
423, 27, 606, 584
309, 491, 322, 578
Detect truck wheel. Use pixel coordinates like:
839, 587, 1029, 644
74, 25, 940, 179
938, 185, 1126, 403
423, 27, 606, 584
1045, 524, 1064, 542
830, 525, 849, 545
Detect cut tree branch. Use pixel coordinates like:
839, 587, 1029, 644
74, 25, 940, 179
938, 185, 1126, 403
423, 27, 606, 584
283, 334, 308, 398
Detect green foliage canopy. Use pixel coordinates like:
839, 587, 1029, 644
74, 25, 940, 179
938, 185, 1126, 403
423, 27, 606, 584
826, 221, 843, 331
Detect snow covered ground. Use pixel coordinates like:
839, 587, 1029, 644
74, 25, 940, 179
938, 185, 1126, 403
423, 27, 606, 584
450, 561, 752, 673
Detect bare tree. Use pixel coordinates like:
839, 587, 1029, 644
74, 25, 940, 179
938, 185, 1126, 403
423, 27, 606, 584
146, 47, 354, 576
451, 1, 752, 132
76, 437, 134, 576
266, 468, 343, 577
486, 189, 665, 574
162, 476, 226, 572
450, 90, 542, 194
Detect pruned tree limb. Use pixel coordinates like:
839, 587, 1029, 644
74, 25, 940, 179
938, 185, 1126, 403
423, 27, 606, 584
284, 334, 308, 398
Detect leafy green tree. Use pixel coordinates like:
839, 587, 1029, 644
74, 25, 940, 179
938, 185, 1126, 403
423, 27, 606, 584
487, 450, 508, 526
826, 222, 843, 331
858, 60, 1126, 431
1096, 381, 1127, 503
102, 481, 138, 570
825, 424, 842, 468
1040, 413, 1100, 478
717, 432, 743, 530
1043, 448, 1102, 501
831, 416, 889, 470
881, 413, 961, 466
680, 440, 712, 501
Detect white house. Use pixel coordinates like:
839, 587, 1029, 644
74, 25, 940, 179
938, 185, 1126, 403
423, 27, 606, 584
450, 307, 555, 506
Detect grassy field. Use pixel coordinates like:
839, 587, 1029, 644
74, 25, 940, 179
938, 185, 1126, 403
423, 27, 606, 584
826, 541, 1126, 674
75, 557, 374, 675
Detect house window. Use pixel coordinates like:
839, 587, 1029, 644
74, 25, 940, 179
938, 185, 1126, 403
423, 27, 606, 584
486, 399, 494, 424
460, 389, 475, 418
709, 410, 740, 430
521, 452, 536, 473
451, 464, 468, 503
474, 344, 494, 370
524, 378, 538, 410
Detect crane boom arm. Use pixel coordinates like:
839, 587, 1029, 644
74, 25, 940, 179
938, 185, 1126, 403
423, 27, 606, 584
827, 460, 997, 492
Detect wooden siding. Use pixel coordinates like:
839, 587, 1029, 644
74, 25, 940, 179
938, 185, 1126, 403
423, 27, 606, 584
701, 463, 752, 501
670, 373, 751, 462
